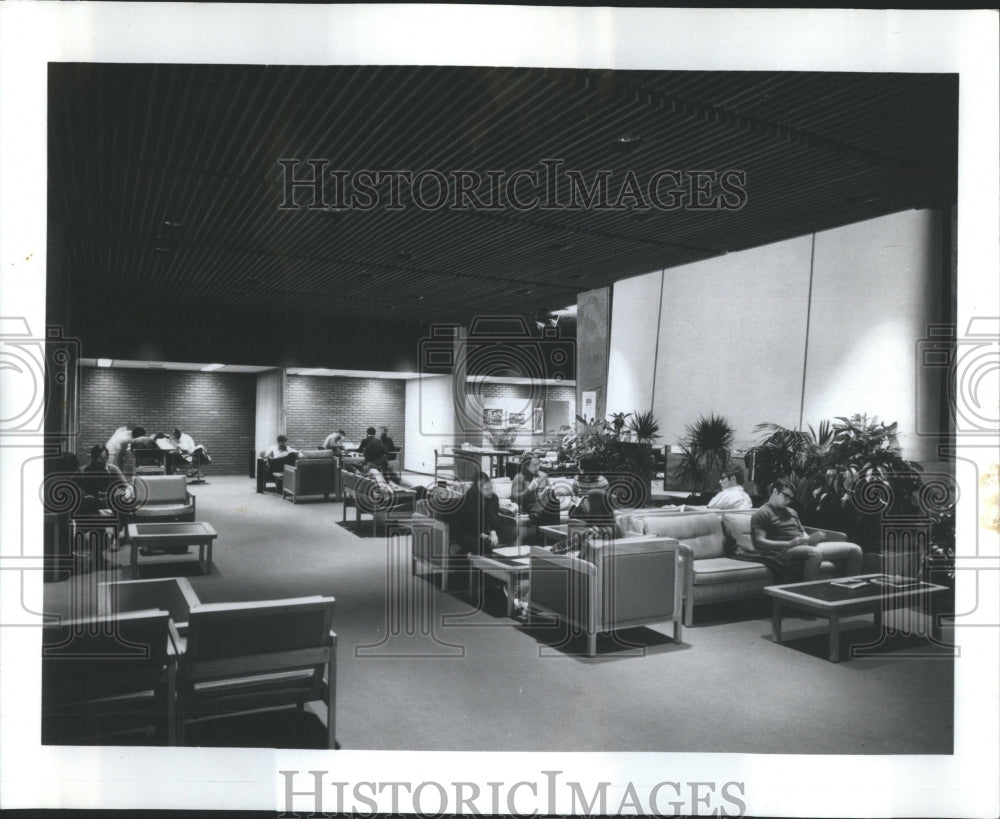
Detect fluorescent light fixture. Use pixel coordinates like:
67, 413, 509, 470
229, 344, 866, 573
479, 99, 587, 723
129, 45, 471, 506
200, 363, 225, 372
97, 358, 112, 368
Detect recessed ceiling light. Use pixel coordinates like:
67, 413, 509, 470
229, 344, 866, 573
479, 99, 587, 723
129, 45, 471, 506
200, 363, 225, 372
614, 135, 643, 146
97, 358, 112, 368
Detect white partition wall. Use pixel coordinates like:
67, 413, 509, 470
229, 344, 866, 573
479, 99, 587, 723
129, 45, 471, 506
608, 209, 946, 460
405, 375, 455, 474
804, 210, 944, 462
652, 236, 814, 450
606, 270, 662, 418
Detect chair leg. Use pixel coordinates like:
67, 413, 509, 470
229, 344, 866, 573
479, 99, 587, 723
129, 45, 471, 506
326, 634, 337, 750
674, 619, 683, 645
684, 593, 694, 627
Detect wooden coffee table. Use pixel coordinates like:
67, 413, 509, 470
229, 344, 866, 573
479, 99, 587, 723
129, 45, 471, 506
764, 574, 949, 662
126, 522, 218, 577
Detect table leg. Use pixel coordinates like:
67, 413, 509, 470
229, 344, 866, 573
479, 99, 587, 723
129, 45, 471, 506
771, 601, 782, 642
829, 615, 841, 662
130, 537, 139, 576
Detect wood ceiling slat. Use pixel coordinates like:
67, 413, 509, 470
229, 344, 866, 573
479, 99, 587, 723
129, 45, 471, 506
49, 65, 957, 325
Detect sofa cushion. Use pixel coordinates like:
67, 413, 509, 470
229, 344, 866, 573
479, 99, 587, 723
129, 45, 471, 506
133, 502, 193, 516
134, 475, 187, 504
691, 557, 774, 585
638, 513, 725, 560
721, 511, 756, 554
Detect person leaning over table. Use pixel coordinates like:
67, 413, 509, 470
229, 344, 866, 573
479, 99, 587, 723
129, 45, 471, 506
750, 477, 863, 581
105, 425, 133, 470
322, 430, 346, 452
685, 465, 753, 511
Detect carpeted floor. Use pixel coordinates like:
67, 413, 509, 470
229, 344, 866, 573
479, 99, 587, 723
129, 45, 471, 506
44, 476, 954, 753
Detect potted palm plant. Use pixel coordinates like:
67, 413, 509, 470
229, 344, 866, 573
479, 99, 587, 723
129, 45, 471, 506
671, 414, 735, 501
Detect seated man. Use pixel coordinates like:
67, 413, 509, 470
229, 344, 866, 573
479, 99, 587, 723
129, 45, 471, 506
260, 435, 299, 481
751, 478, 863, 581
686, 465, 753, 511
357, 427, 378, 456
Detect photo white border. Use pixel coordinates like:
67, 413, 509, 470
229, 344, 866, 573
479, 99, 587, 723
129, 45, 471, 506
1, 4, 997, 816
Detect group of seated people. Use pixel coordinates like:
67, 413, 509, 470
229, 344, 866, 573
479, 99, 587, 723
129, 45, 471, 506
441, 455, 862, 584
107, 425, 211, 475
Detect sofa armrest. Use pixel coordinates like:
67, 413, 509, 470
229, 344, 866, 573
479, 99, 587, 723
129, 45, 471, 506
186, 491, 196, 516
806, 526, 848, 542
410, 515, 451, 566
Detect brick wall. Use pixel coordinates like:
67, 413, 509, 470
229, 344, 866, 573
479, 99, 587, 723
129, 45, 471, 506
475, 382, 576, 405
77, 368, 256, 475
285, 376, 406, 452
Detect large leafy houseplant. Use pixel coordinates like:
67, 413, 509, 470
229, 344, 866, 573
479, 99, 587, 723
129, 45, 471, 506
671, 413, 735, 495
559, 412, 660, 507
747, 414, 926, 548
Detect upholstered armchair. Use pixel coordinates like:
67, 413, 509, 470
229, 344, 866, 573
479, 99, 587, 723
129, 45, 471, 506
121, 475, 196, 526
283, 449, 339, 503
528, 531, 685, 656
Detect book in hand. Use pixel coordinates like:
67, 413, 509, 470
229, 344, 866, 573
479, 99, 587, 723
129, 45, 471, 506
830, 578, 869, 590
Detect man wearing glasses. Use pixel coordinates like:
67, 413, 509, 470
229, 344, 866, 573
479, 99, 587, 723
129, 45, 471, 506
751, 477, 863, 580
686, 465, 753, 511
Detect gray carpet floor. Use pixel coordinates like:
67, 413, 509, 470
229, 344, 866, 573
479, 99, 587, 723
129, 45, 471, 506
44, 475, 954, 753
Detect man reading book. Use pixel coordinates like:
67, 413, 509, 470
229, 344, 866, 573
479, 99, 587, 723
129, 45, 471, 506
751, 478, 863, 581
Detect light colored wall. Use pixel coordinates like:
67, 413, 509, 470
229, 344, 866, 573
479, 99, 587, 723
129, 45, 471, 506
606, 270, 662, 419
608, 209, 945, 460
405, 375, 455, 474
805, 210, 943, 462
652, 235, 814, 449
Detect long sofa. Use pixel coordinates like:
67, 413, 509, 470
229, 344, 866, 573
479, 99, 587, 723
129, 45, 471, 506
626, 509, 845, 626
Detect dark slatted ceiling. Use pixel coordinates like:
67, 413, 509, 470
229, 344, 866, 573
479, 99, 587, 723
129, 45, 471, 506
49, 64, 957, 325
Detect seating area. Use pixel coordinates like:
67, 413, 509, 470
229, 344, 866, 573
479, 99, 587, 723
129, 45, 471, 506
32, 61, 963, 764
40, 474, 955, 754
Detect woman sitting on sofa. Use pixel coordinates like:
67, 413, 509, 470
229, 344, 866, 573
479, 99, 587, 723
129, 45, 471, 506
446, 471, 510, 555
510, 453, 561, 526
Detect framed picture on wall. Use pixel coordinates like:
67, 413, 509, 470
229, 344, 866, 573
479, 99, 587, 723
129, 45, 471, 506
483, 408, 504, 427
532, 406, 544, 433
507, 411, 527, 428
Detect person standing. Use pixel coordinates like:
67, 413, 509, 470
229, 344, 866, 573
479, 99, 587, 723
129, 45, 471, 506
105, 426, 133, 470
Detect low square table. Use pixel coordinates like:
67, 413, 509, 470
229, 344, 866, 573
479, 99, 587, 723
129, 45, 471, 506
467, 545, 532, 618
537, 524, 568, 547
126, 521, 218, 577
764, 573, 949, 662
